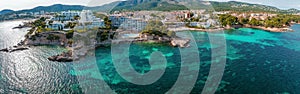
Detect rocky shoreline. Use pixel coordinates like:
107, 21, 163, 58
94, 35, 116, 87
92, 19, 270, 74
242, 24, 293, 32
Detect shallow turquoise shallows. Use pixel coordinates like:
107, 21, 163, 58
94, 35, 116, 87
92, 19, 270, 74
1, 20, 300, 94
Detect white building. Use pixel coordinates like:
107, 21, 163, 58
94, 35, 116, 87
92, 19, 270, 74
77, 10, 105, 29
79, 10, 95, 22
51, 11, 80, 21
47, 10, 106, 30
119, 18, 147, 32
109, 15, 147, 32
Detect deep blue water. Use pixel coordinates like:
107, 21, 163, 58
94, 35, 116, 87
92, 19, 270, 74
1, 20, 300, 93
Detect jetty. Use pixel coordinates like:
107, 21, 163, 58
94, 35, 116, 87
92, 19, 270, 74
0, 46, 29, 53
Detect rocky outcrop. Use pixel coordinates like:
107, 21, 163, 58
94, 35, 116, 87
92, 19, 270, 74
135, 34, 171, 42
171, 38, 190, 48
48, 50, 73, 62
12, 22, 32, 29
135, 34, 190, 47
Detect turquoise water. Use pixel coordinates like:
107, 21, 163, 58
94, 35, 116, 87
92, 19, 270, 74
1, 20, 300, 93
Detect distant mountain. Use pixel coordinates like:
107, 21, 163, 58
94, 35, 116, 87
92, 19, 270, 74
209, 1, 300, 13
88, 1, 122, 13
0, 9, 14, 15
286, 8, 300, 13
15, 4, 86, 13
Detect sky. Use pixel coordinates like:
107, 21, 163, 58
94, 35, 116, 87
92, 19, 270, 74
0, 0, 121, 11
0, 0, 299, 11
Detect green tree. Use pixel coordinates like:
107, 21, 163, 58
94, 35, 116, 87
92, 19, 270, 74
219, 14, 239, 26
240, 18, 249, 24
65, 22, 77, 29
66, 30, 74, 39
103, 16, 112, 29
249, 18, 260, 26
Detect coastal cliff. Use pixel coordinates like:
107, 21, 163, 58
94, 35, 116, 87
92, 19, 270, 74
24, 31, 70, 46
